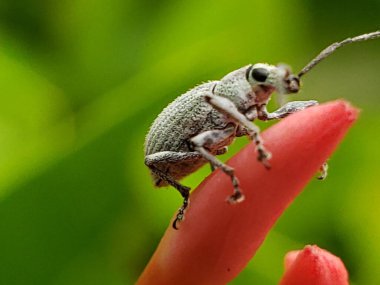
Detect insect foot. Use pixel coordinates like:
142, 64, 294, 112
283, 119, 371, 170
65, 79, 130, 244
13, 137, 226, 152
317, 162, 329, 180
257, 148, 272, 169
172, 197, 189, 230
227, 191, 245, 204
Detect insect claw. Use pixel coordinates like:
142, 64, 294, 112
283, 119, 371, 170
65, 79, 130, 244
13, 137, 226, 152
227, 192, 245, 204
172, 205, 187, 230
316, 162, 328, 180
172, 213, 183, 230
257, 149, 272, 169
172, 217, 180, 230
263, 161, 272, 170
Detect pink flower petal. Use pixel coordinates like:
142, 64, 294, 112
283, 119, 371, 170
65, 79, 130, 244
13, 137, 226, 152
137, 100, 358, 285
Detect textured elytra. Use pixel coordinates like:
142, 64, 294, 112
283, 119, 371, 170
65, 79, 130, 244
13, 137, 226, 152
145, 81, 229, 155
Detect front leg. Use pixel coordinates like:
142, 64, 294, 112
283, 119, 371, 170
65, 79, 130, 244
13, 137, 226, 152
317, 161, 328, 180
204, 94, 271, 168
257, 101, 329, 180
257, 100, 318, 121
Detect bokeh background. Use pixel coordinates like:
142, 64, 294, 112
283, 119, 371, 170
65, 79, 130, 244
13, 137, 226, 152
0, 0, 379, 284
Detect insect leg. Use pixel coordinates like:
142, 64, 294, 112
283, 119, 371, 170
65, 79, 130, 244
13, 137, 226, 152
150, 166, 190, 229
204, 94, 271, 168
210, 146, 228, 172
317, 161, 329, 180
145, 152, 202, 229
256, 103, 330, 181
190, 125, 245, 203
257, 100, 318, 120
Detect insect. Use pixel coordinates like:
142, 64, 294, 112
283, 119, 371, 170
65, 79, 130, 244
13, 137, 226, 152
144, 31, 380, 229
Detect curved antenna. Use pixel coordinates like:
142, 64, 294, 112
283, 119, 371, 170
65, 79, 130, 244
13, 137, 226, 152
298, 31, 380, 78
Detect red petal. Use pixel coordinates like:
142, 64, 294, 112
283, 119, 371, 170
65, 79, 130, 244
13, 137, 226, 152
137, 100, 358, 285
279, 245, 349, 285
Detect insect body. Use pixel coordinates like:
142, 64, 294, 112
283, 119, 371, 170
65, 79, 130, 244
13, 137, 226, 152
144, 31, 380, 229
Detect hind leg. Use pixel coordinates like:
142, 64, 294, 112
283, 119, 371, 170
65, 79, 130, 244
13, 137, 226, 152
145, 151, 202, 229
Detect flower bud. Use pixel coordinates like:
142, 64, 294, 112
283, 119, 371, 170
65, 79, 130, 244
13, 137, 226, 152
279, 245, 349, 285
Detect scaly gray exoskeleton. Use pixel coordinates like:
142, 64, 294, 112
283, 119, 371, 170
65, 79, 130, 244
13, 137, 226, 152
144, 31, 380, 229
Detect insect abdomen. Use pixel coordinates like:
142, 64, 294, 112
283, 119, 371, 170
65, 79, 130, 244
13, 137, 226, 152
145, 82, 218, 155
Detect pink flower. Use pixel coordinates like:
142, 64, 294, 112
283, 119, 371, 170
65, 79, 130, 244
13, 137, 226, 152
279, 245, 349, 285
137, 100, 357, 285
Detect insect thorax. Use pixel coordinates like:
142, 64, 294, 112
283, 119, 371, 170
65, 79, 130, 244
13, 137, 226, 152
213, 65, 264, 112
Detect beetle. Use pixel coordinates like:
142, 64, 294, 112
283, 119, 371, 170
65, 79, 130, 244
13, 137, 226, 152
144, 31, 380, 229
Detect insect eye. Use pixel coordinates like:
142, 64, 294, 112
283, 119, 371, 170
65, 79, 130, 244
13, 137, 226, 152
251, 68, 269, 82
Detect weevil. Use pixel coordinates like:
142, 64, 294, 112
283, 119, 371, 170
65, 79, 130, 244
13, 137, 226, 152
144, 31, 380, 229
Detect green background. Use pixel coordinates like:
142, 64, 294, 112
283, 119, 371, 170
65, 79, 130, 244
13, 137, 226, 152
0, 0, 379, 284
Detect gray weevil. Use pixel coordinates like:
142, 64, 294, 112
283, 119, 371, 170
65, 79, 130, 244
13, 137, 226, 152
144, 31, 380, 229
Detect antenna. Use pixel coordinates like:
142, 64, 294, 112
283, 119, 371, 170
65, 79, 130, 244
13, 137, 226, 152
298, 31, 380, 78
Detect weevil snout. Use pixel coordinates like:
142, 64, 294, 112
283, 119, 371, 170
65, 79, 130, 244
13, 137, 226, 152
285, 74, 300, 94
276, 64, 300, 94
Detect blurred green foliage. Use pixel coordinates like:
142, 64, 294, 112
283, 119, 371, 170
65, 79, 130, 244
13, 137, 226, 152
0, 0, 379, 284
